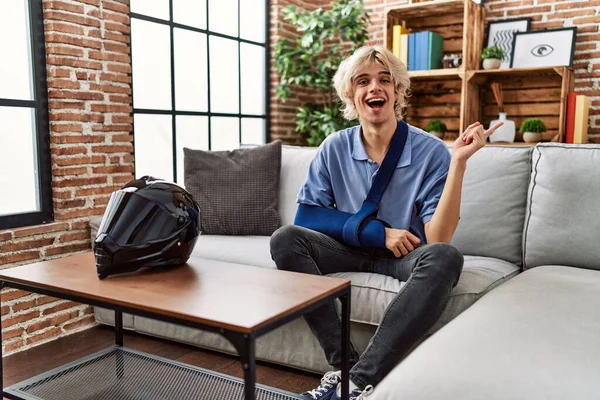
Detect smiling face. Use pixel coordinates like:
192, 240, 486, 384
352, 62, 397, 126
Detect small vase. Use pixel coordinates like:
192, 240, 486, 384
523, 131, 542, 143
483, 58, 501, 70
489, 112, 516, 143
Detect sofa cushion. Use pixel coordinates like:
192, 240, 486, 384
279, 145, 319, 225
373, 265, 600, 400
450, 145, 533, 265
183, 140, 282, 235
191, 236, 519, 329
524, 144, 600, 270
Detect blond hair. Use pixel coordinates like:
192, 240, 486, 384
333, 45, 410, 121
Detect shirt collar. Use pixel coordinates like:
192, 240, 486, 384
351, 123, 412, 169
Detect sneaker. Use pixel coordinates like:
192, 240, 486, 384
333, 384, 374, 400
300, 371, 342, 399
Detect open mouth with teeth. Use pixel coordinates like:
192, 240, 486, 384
366, 98, 386, 109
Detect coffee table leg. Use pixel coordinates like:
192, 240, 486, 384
242, 336, 256, 400
340, 292, 350, 400
115, 310, 123, 346
224, 331, 256, 400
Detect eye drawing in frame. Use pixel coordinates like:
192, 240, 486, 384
485, 18, 530, 69
510, 27, 577, 69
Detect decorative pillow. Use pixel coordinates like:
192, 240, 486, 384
183, 140, 282, 235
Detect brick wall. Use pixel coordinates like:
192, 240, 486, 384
363, 0, 600, 142
0, 0, 132, 354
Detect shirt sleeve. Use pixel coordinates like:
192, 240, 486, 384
418, 143, 451, 224
296, 142, 335, 208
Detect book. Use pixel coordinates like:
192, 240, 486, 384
427, 31, 444, 70
399, 33, 409, 67
408, 33, 416, 71
565, 92, 577, 143
416, 31, 429, 71
573, 95, 590, 144
392, 25, 409, 59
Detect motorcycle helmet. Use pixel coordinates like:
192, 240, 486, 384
94, 176, 201, 279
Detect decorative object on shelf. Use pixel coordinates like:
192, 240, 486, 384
481, 45, 505, 70
273, 0, 370, 146
488, 82, 516, 142
511, 27, 577, 68
485, 18, 530, 69
425, 120, 447, 139
519, 118, 547, 143
442, 53, 462, 69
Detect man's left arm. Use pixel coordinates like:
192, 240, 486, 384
425, 121, 504, 244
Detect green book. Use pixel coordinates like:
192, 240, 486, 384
427, 32, 444, 70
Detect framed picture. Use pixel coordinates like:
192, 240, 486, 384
511, 27, 577, 68
486, 18, 530, 69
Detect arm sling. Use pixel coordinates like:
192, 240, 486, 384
295, 121, 408, 248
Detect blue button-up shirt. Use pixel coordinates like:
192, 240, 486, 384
297, 123, 451, 244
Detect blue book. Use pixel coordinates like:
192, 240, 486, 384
408, 33, 416, 71
418, 31, 429, 71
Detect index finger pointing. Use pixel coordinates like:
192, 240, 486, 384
484, 121, 504, 138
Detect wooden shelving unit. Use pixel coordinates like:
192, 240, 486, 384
384, 0, 574, 144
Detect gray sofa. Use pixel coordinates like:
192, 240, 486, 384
91, 142, 600, 397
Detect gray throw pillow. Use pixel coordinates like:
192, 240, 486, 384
183, 140, 282, 235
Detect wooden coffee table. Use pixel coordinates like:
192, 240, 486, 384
0, 252, 351, 400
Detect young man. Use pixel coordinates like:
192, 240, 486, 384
270, 45, 502, 400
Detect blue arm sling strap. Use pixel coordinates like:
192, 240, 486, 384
295, 121, 408, 248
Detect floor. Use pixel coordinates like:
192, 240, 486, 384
2, 325, 321, 398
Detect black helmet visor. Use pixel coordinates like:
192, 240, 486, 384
97, 189, 182, 246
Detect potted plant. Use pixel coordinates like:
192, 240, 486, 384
425, 120, 447, 139
273, 0, 370, 146
481, 45, 505, 70
520, 118, 547, 143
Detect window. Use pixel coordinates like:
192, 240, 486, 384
0, 0, 52, 230
130, 0, 269, 184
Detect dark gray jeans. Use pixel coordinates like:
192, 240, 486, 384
269, 225, 463, 389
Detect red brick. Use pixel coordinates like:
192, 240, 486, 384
59, 232, 90, 243
1, 305, 9, 316
36, 296, 61, 307
71, 220, 92, 230
55, 199, 87, 209
1, 310, 39, 329
102, 0, 128, 13
92, 123, 132, 132
0, 232, 12, 241
91, 144, 133, 153
0, 238, 55, 252
104, 31, 130, 43
12, 299, 38, 312
1, 289, 31, 302
4, 339, 25, 353
49, 89, 104, 101
89, 83, 130, 94
26, 310, 79, 333
46, 1, 85, 13
50, 146, 88, 156
41, 301, 81, 316
111, 134, 134, 142
26, 327, 63, 345
92, 165, 134, 174
14, 222, 70, 238
48, 79, 81, 90
53, 177, 107, 189
63, 315, 96, 331
54, 155, 105, 166
54, 208, 104, 220
46, 46, 84, 57
45, 33, 102, 49
49, 100, 85, 110
51, 135, 106, 145
75, 186, 121, 196
2, 327, 24, 341
44, 11, 101, 27
52, 166, 89, 177
0, 251, 41, 265
77, 0, 101, 5
104, 21, 130, 34
45, 22, 85, 35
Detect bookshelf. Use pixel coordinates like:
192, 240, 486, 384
384, 0, 574, 143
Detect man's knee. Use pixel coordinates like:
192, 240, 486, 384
269, 225, 310, 269
423, 243, 464, 283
